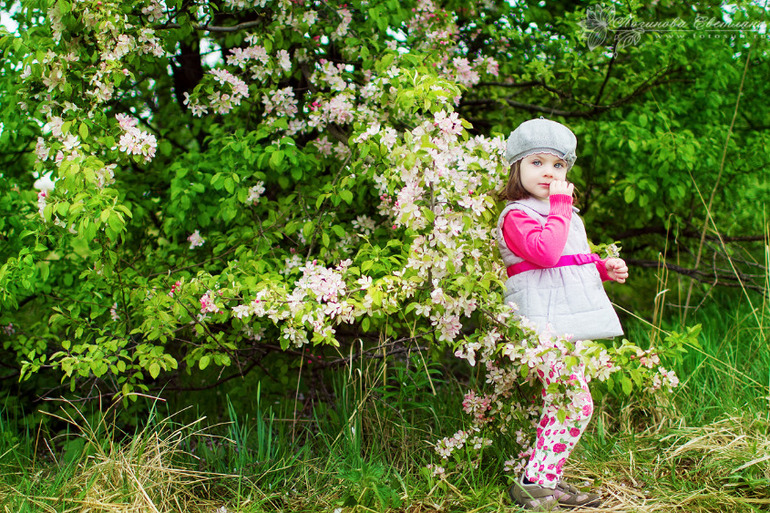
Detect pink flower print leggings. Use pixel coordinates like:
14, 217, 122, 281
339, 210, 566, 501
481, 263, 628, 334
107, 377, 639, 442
524, 361, 594, 489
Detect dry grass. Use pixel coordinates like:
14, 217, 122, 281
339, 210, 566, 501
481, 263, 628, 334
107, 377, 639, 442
564, 413, 770, 513
26, 401, 231, 513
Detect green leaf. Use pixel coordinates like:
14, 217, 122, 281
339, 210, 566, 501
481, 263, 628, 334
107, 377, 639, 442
331, 225, 345, 238
38, 261, 50, 282
199, 355, 211, 370
623, 186, 636, 204
303, 221, 314, 239
269, 150, 284, 170
108, 212, 123, 234
340, 190, 353, 205
149, 362, 161, 379
224, 177, 235, 194
78, 122, 89, 139
621, 375, 633, 395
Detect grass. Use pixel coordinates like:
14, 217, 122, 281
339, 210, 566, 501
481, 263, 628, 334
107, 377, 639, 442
0, 297, 768, 512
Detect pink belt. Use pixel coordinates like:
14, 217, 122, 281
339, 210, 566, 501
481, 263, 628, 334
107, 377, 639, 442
507, 253, 601, 277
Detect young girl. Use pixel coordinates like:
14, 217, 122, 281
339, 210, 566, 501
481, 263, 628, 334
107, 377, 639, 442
496, 118, 629, 511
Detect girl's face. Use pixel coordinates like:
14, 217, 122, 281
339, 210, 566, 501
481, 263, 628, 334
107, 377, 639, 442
519, 153, 569, 201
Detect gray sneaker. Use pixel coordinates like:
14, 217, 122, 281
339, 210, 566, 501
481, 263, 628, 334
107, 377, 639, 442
509, 475, 602, 511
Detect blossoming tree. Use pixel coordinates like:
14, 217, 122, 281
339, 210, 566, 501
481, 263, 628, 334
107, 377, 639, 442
0, 0, 763, 468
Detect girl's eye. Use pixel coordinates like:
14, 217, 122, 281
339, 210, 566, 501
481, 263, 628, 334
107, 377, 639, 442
554, 162, 564, 169
532, 160, 541, 166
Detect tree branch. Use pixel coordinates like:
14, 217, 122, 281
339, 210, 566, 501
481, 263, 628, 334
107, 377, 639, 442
159, 20, 263, 33
626, 259, 764, 291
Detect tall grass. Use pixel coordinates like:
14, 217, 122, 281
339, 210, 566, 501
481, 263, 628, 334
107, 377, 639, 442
0, 291, 767, 512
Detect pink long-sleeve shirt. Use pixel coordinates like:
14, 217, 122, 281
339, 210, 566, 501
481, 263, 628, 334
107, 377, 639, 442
501, 194, 612, 281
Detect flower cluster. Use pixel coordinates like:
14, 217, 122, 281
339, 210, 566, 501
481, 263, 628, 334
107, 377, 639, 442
462, 390, 492, 424
434, 429, 469, 459
433, 298, 681, 475
187, 230, 205, 249
110, 302, 120, 321
37, 190, 49, 219
332, 7, 353, 40
426, 464, 446, 479
115, 114, 157, 162
199, 291, 220, 315
262, 87, 298, 118
37, 113, 82, 166
649, 366, 680, 391
246, 182, 266, 204
169, 280, 182, 297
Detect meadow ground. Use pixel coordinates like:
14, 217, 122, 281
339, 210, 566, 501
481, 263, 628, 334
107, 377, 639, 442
0, 297, 767, 513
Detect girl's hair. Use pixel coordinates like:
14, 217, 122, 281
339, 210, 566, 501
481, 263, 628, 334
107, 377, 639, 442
497, 161, 529, 202
497, 160, 579, 203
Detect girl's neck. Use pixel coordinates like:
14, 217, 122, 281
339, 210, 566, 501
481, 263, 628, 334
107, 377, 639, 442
526, 195, 549, 204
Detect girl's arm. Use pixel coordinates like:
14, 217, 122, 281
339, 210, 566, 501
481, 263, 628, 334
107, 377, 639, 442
501, 194, 573, 267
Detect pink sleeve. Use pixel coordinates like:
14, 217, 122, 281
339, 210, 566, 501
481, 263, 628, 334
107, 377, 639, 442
596, 259, 613, 282
501, 194, 574, 267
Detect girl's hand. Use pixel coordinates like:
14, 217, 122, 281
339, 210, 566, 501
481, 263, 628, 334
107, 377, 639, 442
549, 180, 574, 197
605, 258, 629, 283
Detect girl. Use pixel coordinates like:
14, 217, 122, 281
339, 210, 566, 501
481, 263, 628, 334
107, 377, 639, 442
496, 118, 628, 511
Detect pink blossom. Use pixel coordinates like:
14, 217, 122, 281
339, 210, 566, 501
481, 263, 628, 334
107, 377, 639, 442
552, 443, 567, 453
276, 49, 292, 72
169, 280, 182, 297
115, 114, 157, 162
313, 135, 333, 156
433, 111, 463, 135
110, 302, 120, 321
35, 137, 51, 161
115, 113, 137, 130
187, 230, 204, 249
246, 182, 266, 204
37, 190, 48, 218
332, 7, 352, 39
43, 116, 64, 137
262, 87, 298, 117
199, 291, 220, 314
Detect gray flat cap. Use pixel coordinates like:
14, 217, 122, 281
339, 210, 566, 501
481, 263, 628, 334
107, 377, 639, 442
505, 118, 578, 168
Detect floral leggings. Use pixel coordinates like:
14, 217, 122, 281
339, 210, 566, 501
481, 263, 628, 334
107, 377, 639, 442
524, 360, 594, 489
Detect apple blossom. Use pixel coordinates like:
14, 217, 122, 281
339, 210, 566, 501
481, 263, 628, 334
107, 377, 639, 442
187, 230, 205, 249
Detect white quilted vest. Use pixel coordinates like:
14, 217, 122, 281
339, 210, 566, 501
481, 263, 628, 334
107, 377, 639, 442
496, 197, 623, 340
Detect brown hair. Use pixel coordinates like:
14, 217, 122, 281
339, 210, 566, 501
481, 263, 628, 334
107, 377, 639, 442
497, 161, 529, 202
